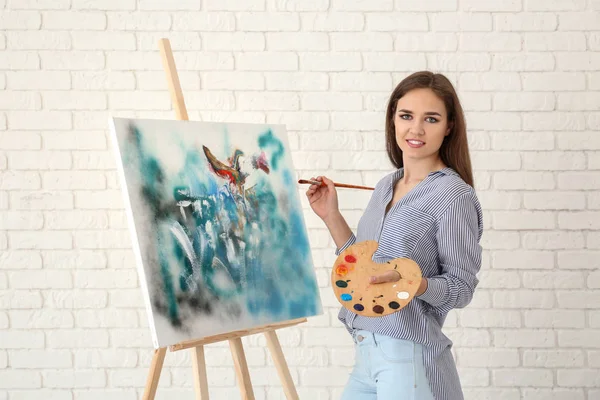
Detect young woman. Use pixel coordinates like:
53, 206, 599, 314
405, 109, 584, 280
306, 71, 483, 400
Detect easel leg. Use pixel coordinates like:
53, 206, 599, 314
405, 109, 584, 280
192, 345, 210, 399
264, 330, 299, 400
229, 338, 255, 400
143, 347, 167, 400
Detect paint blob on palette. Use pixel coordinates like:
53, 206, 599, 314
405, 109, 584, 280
331, 240, 422, 317
109, 117, 322, 348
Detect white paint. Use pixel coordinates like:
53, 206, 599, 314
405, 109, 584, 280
397, 291, 410, 300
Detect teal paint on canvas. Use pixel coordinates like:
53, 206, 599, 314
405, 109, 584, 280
110, 118, 322, 347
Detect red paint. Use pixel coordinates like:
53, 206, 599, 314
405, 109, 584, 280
408, 281, 413, 285
345, 255, 357, 263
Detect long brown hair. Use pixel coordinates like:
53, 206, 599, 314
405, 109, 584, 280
385, 71, 474, 187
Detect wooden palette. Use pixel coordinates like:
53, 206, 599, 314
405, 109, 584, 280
331, 240, 422, 317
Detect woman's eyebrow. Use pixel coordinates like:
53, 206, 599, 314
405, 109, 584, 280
397, 109, 442, 117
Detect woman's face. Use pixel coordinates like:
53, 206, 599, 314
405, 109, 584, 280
393, 88, 450, 163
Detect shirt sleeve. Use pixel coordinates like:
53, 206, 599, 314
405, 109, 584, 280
334, 233, 357, 256
416, 192, 483, 314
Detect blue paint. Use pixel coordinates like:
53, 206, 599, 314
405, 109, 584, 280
341, 294, 352, 301
353, 304, 364, 312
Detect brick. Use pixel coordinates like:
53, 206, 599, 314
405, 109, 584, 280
494, 92, 555, 111
496, 13, 557, 31
72, 32, 136, 50
172, 12, 235, 31
396, 33, 457, 51
523, 231, 584, 249
44, 290, 107, 309
493, 249, 553, 269
525, 32, 586, 51
459, 72, 520, 91
75, 309, 138, 328
40, 51, 105, 70
333, 32, 392, 51
332, 72, 392, 91
555, 250, 600, 269
105, 51, 162, 71
524, 350, 584, 369
141, 33, 200, 51
74, 349, 137, 368
0, 11, 41, 29
494, 369, 553, 387
494, 53, 554, 71
44, 11, 106, 29
528, 111, 587, 131
589, 233, 600, 249
202, 32, 264, 51
300, 132, 362, 151
108, 92, 170, 110
268, 0, 329, 11
589, 271, 600, 288
522, 72, 585, 91
477, 191, 521, 210
302, 12, 364, 31
0, 91, 41, 110
8, 151, 71, 170
8, 111, 71, 130
395, 0, 457, 11
457, 348, 519, 367
42, 250, 106, 269
431, 13, 491, 32
0, 211, 43, 230
205, 0, 264, 10
558, 92, 600, 111
0, 171, 40, 190
237, 52, 297, 71
589, 192, 600, 209
360, 52, 427, 72
47, 329, 109, 348
523, 191, 584, 210
74, 270, 137, 289
427, 53, 490, 71
367, 13, 428, 31
331, 112, 383, 131
10, 350, 72, 368
522, 389, 585, 400
138, 0, 199, 9
0, 51, 39, 70
493, 290, 554, 309
524, 310, 585, 328
558, 211, 600, 230
480, 230, 520, 250
461, 0, 521, 11
7, 71, 69, 89
492, 131, 553, 151
0, 132, 40, 150
266, 111, 329, 131
73, 191, 122, 210
494, 172, 554, 190
264, 72, 327, 91
106, 11, 170, 30
135, 71, 198, 91
10, 309, 74, 329
0, 250, 42, 270
557, 291, 600, 309
10, 191, 73, 210
237, 92, 298, 111
557, 131, 600, 150
44, 210, 108, 230
74, 230, 131, 249
73, 151, 114, 170
461, 92, 492, 112
10, 390, 73, 400
557, 52, 600, 71
590, 152, 600, 169
237, 12, 299, 31
301, 93, 362, 112
0, 370, 41, 389
6, 31, 70, 49
459, 309, 520, 328
300, 53, 361, 72
444, 328, 491, 347
471, 151, 520, 170
266, 32, 328, 51
559, 12, 600, 31
460, 33, 521, 51
72, 0, 135, 9
557, 369, 600, 387
558, 172, 600, 189
0, 331, 44, 349
72, 71, 134, 90
43, 370, 106, 388
525, 152, 585, 171
43, 171, 105, 190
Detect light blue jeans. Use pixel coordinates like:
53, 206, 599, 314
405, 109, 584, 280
341, 330, 435, 400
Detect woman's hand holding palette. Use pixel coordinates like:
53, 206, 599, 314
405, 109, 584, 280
331, 240, 422, 317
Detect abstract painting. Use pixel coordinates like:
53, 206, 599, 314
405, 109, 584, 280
109, 117, 322, 348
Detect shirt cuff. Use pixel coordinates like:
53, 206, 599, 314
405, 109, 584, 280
416, 276, 447, 307
334, 233, 357, 256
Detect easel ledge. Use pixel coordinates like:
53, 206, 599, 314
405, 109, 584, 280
140, 38, 308, 400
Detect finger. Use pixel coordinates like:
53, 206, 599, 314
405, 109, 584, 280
369, 271, 401, 284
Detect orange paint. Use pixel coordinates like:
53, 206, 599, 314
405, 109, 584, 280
336, 264, 349, 276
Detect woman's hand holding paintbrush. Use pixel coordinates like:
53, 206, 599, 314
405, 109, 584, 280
303, 176, 356, 250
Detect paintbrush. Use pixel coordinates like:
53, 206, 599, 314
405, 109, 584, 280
298, 178, 374, 191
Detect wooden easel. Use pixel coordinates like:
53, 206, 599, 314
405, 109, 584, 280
141, 38, 306, 400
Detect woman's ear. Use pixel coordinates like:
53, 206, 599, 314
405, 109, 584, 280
446, 121, 453, 136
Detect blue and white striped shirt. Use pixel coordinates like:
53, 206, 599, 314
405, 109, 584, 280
335, 167, 484, 400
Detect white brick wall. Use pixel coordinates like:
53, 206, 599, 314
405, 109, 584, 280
0, 1, 599, 399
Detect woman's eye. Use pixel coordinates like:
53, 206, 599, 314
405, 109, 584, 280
399, 114, 411, 120
426, 117, 438, 123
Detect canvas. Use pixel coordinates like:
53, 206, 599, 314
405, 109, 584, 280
109, 117, 322, 348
